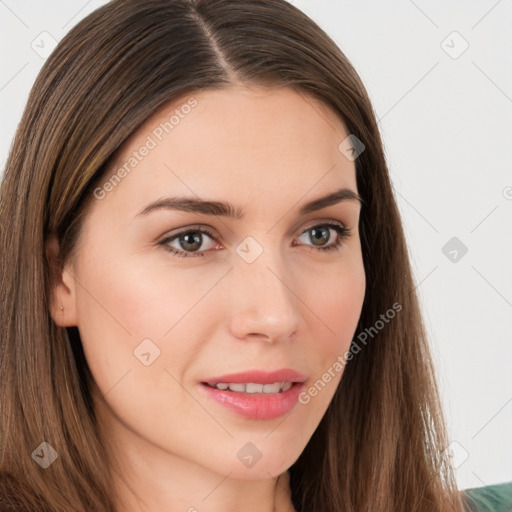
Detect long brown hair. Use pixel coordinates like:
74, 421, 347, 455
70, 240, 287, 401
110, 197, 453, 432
0, 1, 465, 510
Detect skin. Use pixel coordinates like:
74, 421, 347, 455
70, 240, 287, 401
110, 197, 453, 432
48, 85, 366, 512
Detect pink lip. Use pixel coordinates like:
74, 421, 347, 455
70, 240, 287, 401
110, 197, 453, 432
199, 381, 305, 420
199, 369, 307, 420
201, 369, 307, 386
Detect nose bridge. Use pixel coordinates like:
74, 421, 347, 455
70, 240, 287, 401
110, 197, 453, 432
229, 239, 300, 340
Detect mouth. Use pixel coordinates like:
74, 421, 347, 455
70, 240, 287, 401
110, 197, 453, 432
198, 369, 307, 420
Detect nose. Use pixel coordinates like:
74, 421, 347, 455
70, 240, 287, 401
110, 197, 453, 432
228, 247, 301, 343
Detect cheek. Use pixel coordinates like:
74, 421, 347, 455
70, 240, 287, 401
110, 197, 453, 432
72, 252, 215, 444
289, 253, 365, 420
307, 255, 366, 358
75, 248, 226, 341
72, 244, 236, 409
72, 250, 210, 393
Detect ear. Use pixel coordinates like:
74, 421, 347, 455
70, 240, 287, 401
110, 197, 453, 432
45, 234, 79, 327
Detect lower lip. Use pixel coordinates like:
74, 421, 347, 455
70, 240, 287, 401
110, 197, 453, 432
199, 382, 305, 420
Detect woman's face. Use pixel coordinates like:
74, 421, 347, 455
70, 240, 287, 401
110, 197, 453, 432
51, 86, 365, 484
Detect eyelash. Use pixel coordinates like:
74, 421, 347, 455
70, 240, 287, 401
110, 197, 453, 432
158, 222, 352, 258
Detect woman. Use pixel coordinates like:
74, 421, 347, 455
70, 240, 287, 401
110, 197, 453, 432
0, 0, 472, 510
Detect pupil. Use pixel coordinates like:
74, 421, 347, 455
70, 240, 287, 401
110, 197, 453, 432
311, 227, 328, 246
181, 232, 202, 251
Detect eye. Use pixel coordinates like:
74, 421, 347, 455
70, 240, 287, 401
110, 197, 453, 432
158, 222, 352, 258
295, 222, 352, 253
159, 227, 218, 258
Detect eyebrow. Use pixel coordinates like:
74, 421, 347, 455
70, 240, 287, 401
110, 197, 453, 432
136, 187, 363, 220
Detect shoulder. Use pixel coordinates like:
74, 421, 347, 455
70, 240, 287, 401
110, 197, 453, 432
462, 481, 512, 512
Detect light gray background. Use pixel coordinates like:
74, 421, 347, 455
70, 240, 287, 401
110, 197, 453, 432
1, 0, 511, 490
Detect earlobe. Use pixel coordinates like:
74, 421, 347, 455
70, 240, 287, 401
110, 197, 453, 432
45, 234, 78, 327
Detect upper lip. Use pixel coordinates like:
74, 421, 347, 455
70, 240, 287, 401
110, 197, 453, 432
202, 369, 307, 386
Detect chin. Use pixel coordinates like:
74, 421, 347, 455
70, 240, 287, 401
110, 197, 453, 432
204, 440, 301, 480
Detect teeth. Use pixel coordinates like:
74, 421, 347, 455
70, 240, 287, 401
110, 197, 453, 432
211, 381, 294, 394
262, 383, 281, 393
246, 383, 264, 393
281, 382, 293, 392
228, 383, 246, 393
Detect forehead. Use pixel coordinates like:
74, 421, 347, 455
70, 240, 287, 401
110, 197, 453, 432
114, 85, 350, 163
93, 86, 357, 217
